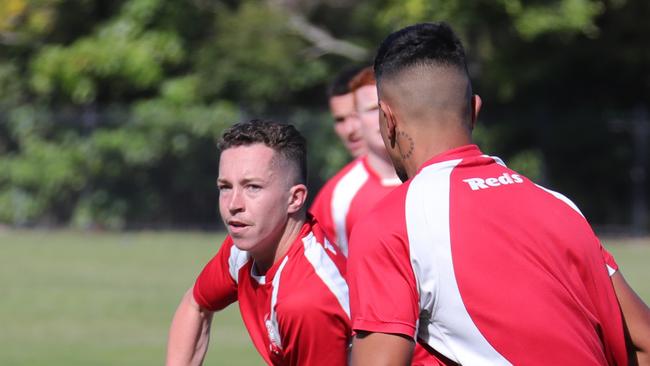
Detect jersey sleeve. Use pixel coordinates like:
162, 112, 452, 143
539, 186, 619, 277
599, 243, 619, 276
192, 236, 239, 312
347, 211, 420, 339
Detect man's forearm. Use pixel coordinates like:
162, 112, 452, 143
166, 288, 214, 366
611, 272, 650, 366
351, 331, 414, 366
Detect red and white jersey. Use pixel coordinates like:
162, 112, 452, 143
348, 145, 627, 366
193, 219, 350, 366
310, 155, 401, 256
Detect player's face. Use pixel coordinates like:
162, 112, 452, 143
355, 84, 389, 159
329, 93, 366, 157
218, 144, 293, 256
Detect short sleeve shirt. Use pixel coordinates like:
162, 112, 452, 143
310, 155, 401, 256
348, 145, 627, 366
194, 219, 351, 366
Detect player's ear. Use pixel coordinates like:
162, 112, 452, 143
379, 100, 397, 147
287, 183, 307, 214
470, 94, 482, 129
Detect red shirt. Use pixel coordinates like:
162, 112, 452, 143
348, 145, 627, 366
311, 156, 440, 365
194, 219, 350, 365
310, 155, 401, 256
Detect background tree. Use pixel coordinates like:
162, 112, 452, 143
0, 0, 647, 232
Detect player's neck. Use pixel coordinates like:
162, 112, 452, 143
366, 151, 399, 181
253, 215, 305, 275
404, 124, 473, 179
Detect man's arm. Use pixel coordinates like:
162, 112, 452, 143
612, 271, 650, 366
351, 331, 414, 366
166, 287, 214, 366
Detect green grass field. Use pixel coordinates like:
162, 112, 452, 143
0, 230, 648, 365
0, 230, 263, 366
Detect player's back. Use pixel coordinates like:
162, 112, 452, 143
407, 150, 628, 365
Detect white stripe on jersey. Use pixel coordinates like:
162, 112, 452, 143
331, 160, 368, 257
535, 183, 618, 276
483, 154, 507, 167
303, 232, 350, 318
607, 264, 616, 276
267, 256, 290, 349
228, 244, 251, 284
405, 158, 512, 365
535, 184, 585, 218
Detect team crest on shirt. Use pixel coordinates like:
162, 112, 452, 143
264, 313, 283, 354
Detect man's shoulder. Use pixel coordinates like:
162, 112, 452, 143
368, 178, 410, 216
310, 158, 366, 211
279, 224, 348, 308
350, 181, 411, 243
322, 157, 368, 190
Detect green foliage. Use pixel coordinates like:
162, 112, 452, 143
0, 0, 647, 229
506, 149, 544, 182
508, 0, 604, 40
0, 136, 85, 224
0, 0, 60, 39
378, 0, 605, 39
0, 96, 237, 227
30, 0, 184, 103
196, 2, 329, 107
0, 62, 24, 108
288, 109, 350, 196
378, 0, 465, 29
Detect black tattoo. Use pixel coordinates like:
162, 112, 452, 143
398, 130, 414, 159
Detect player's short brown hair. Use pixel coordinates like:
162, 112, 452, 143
218, 119, 307, 184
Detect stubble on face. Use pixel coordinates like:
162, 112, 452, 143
218, 144, 290, 257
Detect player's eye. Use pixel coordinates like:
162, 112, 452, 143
362, 105, 379, 114
246, 184, 262, 192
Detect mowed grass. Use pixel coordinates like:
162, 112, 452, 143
0, 230, 263, 366
602, 236, 650, 301
0, 230, 648, 366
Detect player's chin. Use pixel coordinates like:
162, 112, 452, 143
349, 143, 365, 157
231, 238, 256, 252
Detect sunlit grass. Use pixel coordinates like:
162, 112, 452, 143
0, 230, 647, 365
0, 230, 263, 366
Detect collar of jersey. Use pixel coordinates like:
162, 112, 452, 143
252, 218, 314, 283
416, 144, 482, 175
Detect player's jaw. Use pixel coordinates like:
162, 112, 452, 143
346, 136, 366, 157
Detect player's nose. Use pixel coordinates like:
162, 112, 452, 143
227, 188, 245, 213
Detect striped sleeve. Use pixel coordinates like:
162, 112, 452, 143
193, 236, 242, 311
600, 244, 618, 276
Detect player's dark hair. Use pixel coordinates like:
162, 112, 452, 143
218, 119, 307, 184
374, 22, 469, 86
327, 65, 366, 97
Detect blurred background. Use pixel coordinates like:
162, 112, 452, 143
0, 0, 648, 365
